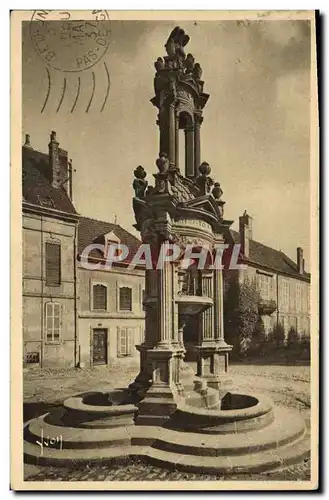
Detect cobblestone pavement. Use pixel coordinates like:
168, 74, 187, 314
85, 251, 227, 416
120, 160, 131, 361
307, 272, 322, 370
26, 457, 311, 482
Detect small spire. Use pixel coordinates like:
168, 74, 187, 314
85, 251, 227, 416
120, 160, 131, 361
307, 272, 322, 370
114, 214, 118, 225
24, 134, 32, 148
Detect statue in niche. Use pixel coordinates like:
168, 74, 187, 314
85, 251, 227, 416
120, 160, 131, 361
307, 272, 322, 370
133, 165, 148, 198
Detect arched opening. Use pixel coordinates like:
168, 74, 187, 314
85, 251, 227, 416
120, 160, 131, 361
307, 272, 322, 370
176, 110, 194, 176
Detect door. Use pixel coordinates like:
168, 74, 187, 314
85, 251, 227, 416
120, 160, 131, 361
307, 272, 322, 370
92, 329, 108, 365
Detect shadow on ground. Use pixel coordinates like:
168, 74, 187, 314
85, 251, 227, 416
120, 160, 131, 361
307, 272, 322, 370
23, 402, 62, 423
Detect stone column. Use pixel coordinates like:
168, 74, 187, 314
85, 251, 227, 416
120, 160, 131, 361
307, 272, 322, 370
213, 268, 225, 343
185, 125, 194, 178
159, 109, 168, 157
129, 269, 157, 395
196, 270, 214, 377
136, 245, 180, 425
175, 114, 180, 171
157, 259, 172, 346
194, 115, 202, 176
212, 267, 232, 385
168, 103, 176, 169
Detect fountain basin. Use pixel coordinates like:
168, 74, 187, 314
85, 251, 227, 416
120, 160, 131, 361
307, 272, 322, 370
167, 393, 275, 434
58, 390, 138, 428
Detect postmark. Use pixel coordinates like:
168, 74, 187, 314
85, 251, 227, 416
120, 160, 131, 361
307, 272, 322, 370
30, 10, 111, 72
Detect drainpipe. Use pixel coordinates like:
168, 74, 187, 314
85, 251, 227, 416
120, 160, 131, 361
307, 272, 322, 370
40, 214, 44, 368
276, 273, 279, 327
73, 221, 79, 367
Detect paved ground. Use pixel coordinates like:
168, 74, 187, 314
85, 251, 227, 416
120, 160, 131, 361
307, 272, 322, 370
23, 360, 311, 482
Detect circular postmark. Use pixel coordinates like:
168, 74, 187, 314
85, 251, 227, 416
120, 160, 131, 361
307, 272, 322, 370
30, 10, 111, 72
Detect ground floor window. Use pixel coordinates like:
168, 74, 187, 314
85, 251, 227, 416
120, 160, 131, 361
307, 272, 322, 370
117, 327, 135, 357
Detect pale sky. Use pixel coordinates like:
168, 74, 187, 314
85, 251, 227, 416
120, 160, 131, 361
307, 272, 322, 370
22, 20, 311, 269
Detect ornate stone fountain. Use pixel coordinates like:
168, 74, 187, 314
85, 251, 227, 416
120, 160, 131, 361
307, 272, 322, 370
23, 27, 309, 474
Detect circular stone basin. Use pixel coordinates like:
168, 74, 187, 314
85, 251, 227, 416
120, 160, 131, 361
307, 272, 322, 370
83, 390, 131, 406
220, 392, 258, 411
174, 393, 274, 434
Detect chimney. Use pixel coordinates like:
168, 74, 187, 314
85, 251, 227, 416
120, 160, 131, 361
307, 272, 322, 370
48, 131, 61, 188
239, 210, 253, 258
297, 247, 304, 274
23, 134, 32, 148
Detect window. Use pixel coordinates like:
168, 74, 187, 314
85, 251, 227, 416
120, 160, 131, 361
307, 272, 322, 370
303, 287, 309, 313
119, 287, 132, 311
93, 284, 107, 310
117, 327, 134, 357
45, 302, 61, 342
257, 273, 273, 300
296, 284, 302, 312
282, 280, 290, 311
45, 242, 61, 285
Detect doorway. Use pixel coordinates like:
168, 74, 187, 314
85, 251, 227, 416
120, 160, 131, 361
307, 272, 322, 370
92, 328, 108, 365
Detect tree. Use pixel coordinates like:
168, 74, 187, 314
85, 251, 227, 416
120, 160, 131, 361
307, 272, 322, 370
287, 326, 299, 348
269, 322, 285, 349
224, 273, 260, 356
250, 316, 267, 355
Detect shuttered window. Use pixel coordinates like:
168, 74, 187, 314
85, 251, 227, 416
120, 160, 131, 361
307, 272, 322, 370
117, 327, 134, 357
119, 287, 132, 311
93, 284, 107, 310
45, 302, 61, 342
45, 242, 61, 286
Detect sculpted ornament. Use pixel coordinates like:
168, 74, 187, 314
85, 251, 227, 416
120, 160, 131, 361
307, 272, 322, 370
133, 165, 148, 198
154, 57, 164, 72
193, 62, 203, 80
165, 26, 190, 61
173, 233, 212, 249
141, 218, 158, 246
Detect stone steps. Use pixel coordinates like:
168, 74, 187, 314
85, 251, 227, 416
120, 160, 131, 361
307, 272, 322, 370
23, 406, 309, 474
23, 434, 310, 475
25, 406, 302, 451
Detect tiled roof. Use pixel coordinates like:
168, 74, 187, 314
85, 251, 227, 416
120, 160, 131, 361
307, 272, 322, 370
230, 229, 310, 281
77, 216, 142, 265
22, 146, 77, 215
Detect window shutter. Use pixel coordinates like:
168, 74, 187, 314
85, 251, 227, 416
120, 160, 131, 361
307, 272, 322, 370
117, 327, 126, 357
127, 328, 134, 355
45, 242, 61, 285
140, 326, 145, 343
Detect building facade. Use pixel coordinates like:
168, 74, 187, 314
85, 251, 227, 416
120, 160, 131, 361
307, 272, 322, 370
224, 211, 311, 338
22, 133, 79, 368
76, 217, 145, 368
22, 133, 145, 369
